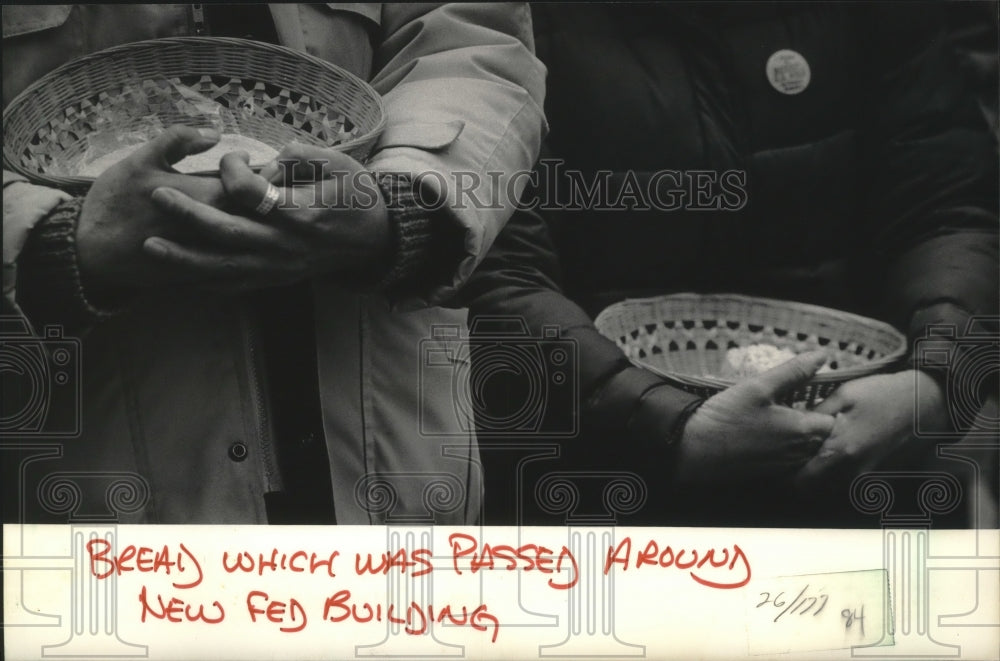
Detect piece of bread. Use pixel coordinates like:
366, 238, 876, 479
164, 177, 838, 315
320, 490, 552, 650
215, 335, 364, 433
77, 133, 278, 177
720, 343, 798, 379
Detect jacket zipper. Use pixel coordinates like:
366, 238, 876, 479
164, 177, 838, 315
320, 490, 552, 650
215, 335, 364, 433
191, 4, 207, 36
242, 313, 282, 492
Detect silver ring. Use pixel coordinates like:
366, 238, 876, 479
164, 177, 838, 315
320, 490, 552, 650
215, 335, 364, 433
254, 183, 280, 216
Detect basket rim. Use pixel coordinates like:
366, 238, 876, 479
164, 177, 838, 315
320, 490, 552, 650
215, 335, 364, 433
594, 292, 909, 387
3, 36, 387, 184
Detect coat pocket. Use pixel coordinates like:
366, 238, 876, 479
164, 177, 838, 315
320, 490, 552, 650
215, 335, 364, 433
2, 5, 72, 39
376, 120, 465, 153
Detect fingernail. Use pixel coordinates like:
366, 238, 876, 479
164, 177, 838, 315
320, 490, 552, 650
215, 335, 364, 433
803, 350, 827, 365
198, 128, 220, 139
151, 187, 175, 203
144, 238, 168, 256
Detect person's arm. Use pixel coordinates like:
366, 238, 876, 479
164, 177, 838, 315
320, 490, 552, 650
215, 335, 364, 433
861, 4, 998, 373
7, 127, 244, 333
365, 3, 547, 306
3, 164, 125, 333
2, 170, 72, 325
456, 207, 702, 449
142, 4, 548, 302
797, 6, 999, 487
457, 208, 834, 484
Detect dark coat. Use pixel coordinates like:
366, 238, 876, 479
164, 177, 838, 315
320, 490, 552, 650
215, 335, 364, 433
459, 2, 999, 526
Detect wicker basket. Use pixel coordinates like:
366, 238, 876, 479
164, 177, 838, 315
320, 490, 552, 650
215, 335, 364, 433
594, 293, 908, 406
3, 37, 386, 191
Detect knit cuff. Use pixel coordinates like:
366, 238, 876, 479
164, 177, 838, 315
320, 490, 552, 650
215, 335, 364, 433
375, 173, 435, 288
18, 197, 120, 330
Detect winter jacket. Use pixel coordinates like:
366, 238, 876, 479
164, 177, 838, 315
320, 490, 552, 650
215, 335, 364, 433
458, 2, 998, 524
2, 3, 546, 524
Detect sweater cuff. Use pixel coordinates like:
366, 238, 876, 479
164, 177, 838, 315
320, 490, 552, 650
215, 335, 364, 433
375, 173, 434, 288
17, 197, 119, 330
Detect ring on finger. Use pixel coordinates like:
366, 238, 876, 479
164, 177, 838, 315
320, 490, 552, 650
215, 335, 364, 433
254, 183, 281, 216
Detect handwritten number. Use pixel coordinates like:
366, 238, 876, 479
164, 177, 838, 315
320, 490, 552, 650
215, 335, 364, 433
760, 585, 832, 621
755, 591, 788, 608
841, 606, 865, 636
774, 585, 808, 622
794, 595, 816, 616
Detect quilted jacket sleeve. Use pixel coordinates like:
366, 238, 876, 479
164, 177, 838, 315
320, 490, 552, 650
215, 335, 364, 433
365, 3, 547, 307
859, 5, 998, 399
455, 208, 704, 453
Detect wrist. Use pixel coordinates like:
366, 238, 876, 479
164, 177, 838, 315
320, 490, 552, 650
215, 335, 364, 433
18, 197, 121, 330
912, 368, 951, 434
651, 393, 704, 488
670, 405, 710, 488
587, 364, 704, 458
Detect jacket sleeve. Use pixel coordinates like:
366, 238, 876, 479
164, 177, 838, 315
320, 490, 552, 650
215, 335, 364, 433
364, 3, 547, 307
456, 207, 703, 452
859, 6, 998, 398
2, 170, 71, 321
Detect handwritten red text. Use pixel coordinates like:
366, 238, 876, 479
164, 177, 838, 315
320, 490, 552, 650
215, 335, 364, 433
603, 537, 751, 589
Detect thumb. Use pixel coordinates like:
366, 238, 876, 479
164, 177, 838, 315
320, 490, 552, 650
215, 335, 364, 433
137, 125, 220, 168
798, 410, 837, 439
753, 350, 829, 401
768, 405, 836, 440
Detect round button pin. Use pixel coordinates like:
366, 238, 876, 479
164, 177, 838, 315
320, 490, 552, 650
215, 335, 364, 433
766, 49, 811, 95
228, 442, 248, 462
